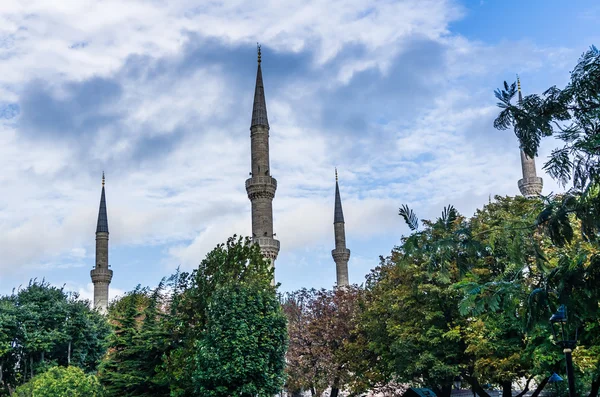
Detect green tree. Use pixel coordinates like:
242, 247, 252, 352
0, 281, 109, 393
494, 46, 600, 396
193, 282, 287, 397
357, 206, 472, 397
99, 285, 169, 396
0, 295, 18, 395
13, 366, 104, 397
161, 235, 275, 396
439, 195, 598, 396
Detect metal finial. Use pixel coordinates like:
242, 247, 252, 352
102, 172, 105, 187
257, 43, 261, 64
335, 168, 338, 182
517, 74, 521, 93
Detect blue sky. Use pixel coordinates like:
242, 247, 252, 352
0, 0, 598, 301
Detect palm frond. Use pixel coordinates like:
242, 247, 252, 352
399, 204, 419, 231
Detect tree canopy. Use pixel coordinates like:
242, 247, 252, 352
13, 366, 104, 397
0, 281, 109, 395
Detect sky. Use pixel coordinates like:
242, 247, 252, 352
0, 0, 598, 302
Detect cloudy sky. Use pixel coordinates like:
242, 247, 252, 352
0, 0, 598, 301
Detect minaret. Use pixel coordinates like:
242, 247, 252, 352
90, 173, 113, 312
516, 76, 543, 197
245, 45, 280, 266
332, 169, 350, 287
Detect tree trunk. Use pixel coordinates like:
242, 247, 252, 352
461, 373, 491, 397
502, 380, 512, 397
530, 376, 550, 397
310, 385, 316, 396
68, 341, 71, 365
330, 374, 341, 397
514, 376, 533, 397
30, 355, 33, 379
41, 351, 44, 363
589, 376, 600, 397
0, 362, 3, 385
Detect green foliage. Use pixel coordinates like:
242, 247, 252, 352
356, 194, 600, 396
193, 282, 287, 397
13, 366, 104, 397
98, 285, 170, 396
0, 281, 109, 394
96, 235, 286, 397
161, 235, 276, 397
356, 206, 472, 397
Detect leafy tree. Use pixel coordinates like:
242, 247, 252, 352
457, 196, 559, 397
357, 206, 472, 397
494, 46, 600, 396
283, 287, 362, 397
13, 366, 104, 397
0, 281, 109, 393
0, 296, 18, 395
193, 281, 287, 397
161, 235, 276, 397
99, 285, 170, 396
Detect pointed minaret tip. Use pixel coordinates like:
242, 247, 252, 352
251, 43, 269, 129
334, 170, 344, 224
97, 173, 109, 234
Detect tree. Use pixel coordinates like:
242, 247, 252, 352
98, 285, 170, 396
356, 206, 472, 397
160, 235, 276, 397
494, 46, 600, 396
193, 282, 287, 397
0, 281, 109, 394
457, 196, 552, 397
283, 287, 362, 397
0, 296, 18, 395
13, 366, 104, 397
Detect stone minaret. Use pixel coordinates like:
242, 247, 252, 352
245, 45, 280, 265
90, 173, 113, 312
516, 77, 543, 197
332, 169, 350, 287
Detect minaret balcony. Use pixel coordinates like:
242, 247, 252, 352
332, 248, 351, 263
253, 236, 280, 259
91, 267, 113, 284
518, 176, 543, 197
245, 176, 277, 199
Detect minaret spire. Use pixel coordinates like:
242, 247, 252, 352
246, 46, 280, 272
332, 169, 350, 287
251, 44, 269, 129
516, 77, 543, 197
91, 173, 113, 312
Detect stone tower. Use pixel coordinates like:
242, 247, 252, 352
332, 169, 350, 287
90, 173, 113, 312
245, 46, 280, 265
516, 77, 543, 197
